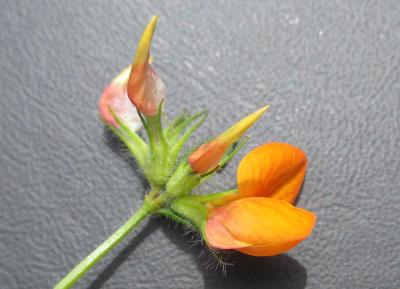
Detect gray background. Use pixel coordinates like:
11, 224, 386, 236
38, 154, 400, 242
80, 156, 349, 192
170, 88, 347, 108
1, 0, 399, 288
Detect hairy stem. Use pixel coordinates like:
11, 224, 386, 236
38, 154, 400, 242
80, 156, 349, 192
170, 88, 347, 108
54, 200, 157, 289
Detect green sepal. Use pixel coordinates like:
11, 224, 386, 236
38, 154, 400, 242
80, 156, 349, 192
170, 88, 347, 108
159, 111, 208, 191
165, 162, 201, 198
169, 195, 207, 230
144, 100, 168, 149
164, 110, 190, 137
106, 108, 149, 168
178, 189, 237, 205
158, 208, 193, 227
166, 110, 208, 144
137, 109, 152, 142
168, 189, 237, 231
140, 101, 178, 188
165, 137, 247, 197
170, 111, 207, 160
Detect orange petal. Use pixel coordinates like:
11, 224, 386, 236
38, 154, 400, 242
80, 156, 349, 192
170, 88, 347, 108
237, 142, 307, 203
188, 106, 269, 174
218, 105, 269, 145
188, 139, 229, 175
205, 197, 316, 256
99, 65, 142, 131
127, 16, 165, 116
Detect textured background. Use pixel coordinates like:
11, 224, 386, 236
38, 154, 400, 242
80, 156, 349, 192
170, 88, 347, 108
1, 0, 399, 288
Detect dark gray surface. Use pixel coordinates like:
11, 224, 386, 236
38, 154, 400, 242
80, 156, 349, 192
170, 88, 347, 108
1, 0, 400, 288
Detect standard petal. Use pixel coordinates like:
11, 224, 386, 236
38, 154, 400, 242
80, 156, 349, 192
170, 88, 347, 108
237, 142, 307, 203
128, 63, 165, 116
99, 65, 142, 131
205, 197, 316, 256
127, 15, 165, 116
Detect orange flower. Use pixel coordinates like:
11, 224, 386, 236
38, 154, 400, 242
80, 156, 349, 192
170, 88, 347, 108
206, 197, 316, 256
204, 142, 316, 256
127, 16, 165, 116
189, 105, 269, 174
99, 65, 142, 131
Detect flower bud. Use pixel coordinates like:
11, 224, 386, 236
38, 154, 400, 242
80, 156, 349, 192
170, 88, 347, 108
188, 105, 269, 174
127, 15, 165, 116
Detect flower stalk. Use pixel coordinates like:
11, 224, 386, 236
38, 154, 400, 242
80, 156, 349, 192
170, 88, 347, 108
54, 197, 158, 289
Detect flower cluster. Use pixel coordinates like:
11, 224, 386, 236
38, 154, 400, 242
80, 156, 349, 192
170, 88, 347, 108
55, 16, 316, 289
99, 16, 316, 256
100, 17, 316, 256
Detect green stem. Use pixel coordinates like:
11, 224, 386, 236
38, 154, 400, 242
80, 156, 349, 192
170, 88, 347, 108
54, 201, 157, 289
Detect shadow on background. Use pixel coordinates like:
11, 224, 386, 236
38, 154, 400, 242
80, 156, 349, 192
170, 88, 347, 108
86, 217, 306, 289
86, 219, 162, 289
103, 128, 148, 189
161, 222, 307, 289
99, 129, 307, 289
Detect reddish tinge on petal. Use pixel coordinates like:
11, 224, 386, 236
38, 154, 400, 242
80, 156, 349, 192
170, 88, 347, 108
236, 142, 307, 203
188, 139, 230, 175
205, 197, 316, 256
188, 106, 269, 174
99, 66, 142, 131
127, 15, 165, 116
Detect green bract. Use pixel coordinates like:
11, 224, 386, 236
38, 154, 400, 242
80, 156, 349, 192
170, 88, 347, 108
109, 103, 245, 202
